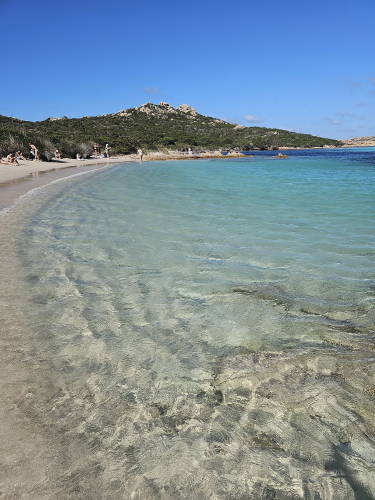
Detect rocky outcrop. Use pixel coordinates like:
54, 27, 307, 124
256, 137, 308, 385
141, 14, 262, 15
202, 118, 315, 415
138, 102, 176, 114
47, 117, 67, 121
341, 136, 375, 146
111, 102, 230, 125
177, 104, 197, 115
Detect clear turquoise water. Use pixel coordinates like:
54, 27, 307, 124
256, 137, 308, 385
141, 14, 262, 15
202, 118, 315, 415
9, 152, 375, 498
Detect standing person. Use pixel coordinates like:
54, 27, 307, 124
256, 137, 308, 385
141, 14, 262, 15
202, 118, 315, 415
137, 148, 143, 161
105, 143, 110, 158
29, 143, 39, 161
55, 149, 61, 159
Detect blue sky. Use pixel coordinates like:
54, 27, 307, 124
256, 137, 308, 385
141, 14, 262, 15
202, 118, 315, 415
1, 0, 374, 138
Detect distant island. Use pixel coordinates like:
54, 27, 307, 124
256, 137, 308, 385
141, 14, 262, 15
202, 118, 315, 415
340, 136, 375, 147
0, 102, 343, 159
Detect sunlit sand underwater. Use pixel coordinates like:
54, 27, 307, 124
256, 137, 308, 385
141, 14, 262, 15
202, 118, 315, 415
1, 151, 375, 499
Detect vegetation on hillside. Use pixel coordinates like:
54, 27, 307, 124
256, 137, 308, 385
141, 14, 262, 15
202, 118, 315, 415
0, 103, 342, 158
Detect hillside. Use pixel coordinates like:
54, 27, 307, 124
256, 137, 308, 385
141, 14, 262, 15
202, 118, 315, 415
341, 136, 375, 147
0, 102, 342, 157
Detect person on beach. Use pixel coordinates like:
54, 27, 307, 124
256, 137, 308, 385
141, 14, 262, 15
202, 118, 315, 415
16, 151, 26, 161
6, 153, 19, 165
137, 148, 143, 161
55, 149, 61, 159
29, 144, 39, 161
105, 144, 110, 158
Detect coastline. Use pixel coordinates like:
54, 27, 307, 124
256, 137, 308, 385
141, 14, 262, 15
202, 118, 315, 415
0, 152, 246, 186
0, 152, 246, 208
3, 144, 359, 188
0, 155, 137, 186
1, 145, 373, 210
0, 161, 126, 213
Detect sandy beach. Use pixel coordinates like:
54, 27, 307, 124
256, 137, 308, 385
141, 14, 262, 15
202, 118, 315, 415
0, 156, 137, 186
0, 156, 141, 213
0, 153, 239, 185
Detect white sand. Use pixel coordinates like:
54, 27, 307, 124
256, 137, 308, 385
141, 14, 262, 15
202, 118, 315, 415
0, 156, 137, 185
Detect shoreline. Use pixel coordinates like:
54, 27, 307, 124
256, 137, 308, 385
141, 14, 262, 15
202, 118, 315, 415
0, 152, 246, 208
1, 145, 373, 210
2, 144, 373, 187
0, 155, 137, 186
0, 161, 128, 212
0, 152, 245, 187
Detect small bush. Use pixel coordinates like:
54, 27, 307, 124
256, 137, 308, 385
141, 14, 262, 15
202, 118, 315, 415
0, 133, 27, 157
35, 138, 55, 161
78, 143, 93, 159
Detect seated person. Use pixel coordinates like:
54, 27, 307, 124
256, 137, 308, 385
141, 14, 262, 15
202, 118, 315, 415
7, 153, 19, 165
16, 151, 26, 160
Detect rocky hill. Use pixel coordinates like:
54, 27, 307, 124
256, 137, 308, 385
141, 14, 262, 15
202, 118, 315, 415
0, 102, 342, 156
341, 136, 375, 147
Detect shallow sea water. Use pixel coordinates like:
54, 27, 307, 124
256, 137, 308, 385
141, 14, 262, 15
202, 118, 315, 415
1, 151, 375, 499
